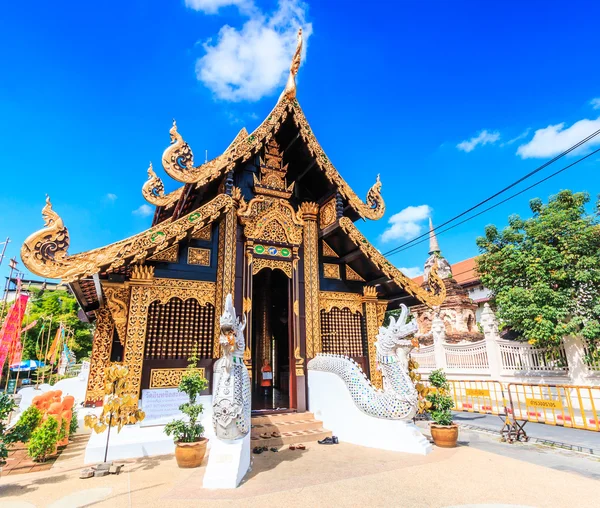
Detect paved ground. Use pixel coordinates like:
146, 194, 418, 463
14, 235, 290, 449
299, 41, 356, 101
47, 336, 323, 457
1, 427, 600, 508
452, 411, 600, 454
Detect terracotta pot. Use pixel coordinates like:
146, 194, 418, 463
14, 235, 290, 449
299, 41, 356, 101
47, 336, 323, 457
430, 423, 459, 448
174, 438, 208, 468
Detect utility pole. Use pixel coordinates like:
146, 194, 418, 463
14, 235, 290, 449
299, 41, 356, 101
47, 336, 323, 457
0, 257, 18, 318
0, 237, 9, 266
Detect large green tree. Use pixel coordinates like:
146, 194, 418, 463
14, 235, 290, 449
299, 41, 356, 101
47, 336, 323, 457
476, 190, 600, 351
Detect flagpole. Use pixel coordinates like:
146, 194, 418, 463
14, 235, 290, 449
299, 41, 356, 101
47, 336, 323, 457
42, 314, 53, 385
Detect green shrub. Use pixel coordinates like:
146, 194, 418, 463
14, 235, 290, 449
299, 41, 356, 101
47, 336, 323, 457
426, 369, 455, 426
0, 392, 17, 466
28, 416, 59, 462
69, 407, 79, 435
58, 419, 68, 443
8, 406, 43, 444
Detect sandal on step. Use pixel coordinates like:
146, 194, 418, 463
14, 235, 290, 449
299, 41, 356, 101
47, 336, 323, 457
259, 433, 270, 439
253, 447, 263, 454
288, 445, 296, 450
270, 447, 278, 452
296, 444, 306, 450
271, 432, 281, 438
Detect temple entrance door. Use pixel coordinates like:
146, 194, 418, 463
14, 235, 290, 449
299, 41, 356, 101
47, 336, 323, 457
251, 269, 291, 412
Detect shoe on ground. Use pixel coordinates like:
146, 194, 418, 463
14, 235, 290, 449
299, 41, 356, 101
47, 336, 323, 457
332, 436, 339, 444
318, 437, 334, 445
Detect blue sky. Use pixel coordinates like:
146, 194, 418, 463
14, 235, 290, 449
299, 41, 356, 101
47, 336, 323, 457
1, 0, 599, 281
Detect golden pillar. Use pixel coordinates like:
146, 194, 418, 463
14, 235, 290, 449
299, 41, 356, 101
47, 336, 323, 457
85, 308, 115, 405
242, 241, 254, 378
299, 202, 320, 358
362, 286, 388, 390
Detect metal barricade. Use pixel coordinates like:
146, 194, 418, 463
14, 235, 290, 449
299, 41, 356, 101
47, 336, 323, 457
446, 380, 507, 416
507, 383, 600, 432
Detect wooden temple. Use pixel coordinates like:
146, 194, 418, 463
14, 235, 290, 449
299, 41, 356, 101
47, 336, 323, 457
21, 30, 445, 413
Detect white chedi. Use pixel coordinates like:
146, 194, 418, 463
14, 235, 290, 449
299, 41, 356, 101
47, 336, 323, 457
212, 294, 251, 440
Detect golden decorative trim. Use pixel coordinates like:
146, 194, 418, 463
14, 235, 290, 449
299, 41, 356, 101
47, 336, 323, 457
131, 264, 155, 284
102, 284, 131, 346
243, 297, 252, 315
149, 368, 205, 389
85, 308, 114, 402
123, 278, 216, 403
148, 244, 178, 263
319, 198, 337, 229
188, 247, 211, 266
282, 28, 302, 101
363, 295, 383, 389
191, 225, 212, 241
294, 346, 305, 377
339, 217, 446, 308
323, 263, 341, 279
298, 201, 319, 221
322, 240, 338, 258
319, 291, 363, 315
252, 258, 292, 279
302, 206, 321, 357
21, 194, 233, 283
293, 299, 299, 316
345, 264, 365, 282
362, 285, 378, 300
238, 196, 304, 246
142, 162, 183, 210
254, 138, 295, 199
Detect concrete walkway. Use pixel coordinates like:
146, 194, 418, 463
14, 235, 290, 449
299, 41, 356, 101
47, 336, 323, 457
1, 430, 600, 508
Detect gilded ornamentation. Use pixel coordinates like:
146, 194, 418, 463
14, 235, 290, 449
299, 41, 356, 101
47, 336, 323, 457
238, 196, 304, 246
85, 308, 114, 402
142, 162, 183, 209
362, 286, 384, 389
191, 225, 212, 241
281, 28, 303, 101
294, 346, 305, 377
243, 297, 252, 314
293, 299, 299, 316
323, 263, 341, 279
21, 194, 233, 283
149, 368, 205, 388
319, 291, 363, 315
252, 258, 292, 279
188, 247, 211, 266
102, 284, 131, 346
122, 278, 216, 402
161, 120, 197, 183
254, 138, 295, 199
147, 244, 178, 263
345, 264, 365, 282
301, 203, 320, 358
319, 198, 337, 229
339, 217, 446, 308
322, 240, 338, 258
130, 264, 155, 283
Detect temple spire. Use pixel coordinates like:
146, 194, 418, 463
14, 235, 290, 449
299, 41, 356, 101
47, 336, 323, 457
281, 28, 303, 100
428, 218, 440, 255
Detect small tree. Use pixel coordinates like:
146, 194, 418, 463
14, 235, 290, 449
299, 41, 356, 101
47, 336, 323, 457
0, 393, 17, 466
164, 350, 208, 443
28, 416, 59, 462
7, 406, 43, 444
84, 364, 145, 463
426, 369, 454, 426
476, 190, 600, 353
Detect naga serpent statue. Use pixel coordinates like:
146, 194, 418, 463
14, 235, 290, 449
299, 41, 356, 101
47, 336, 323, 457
212, 294, 251, 440
307, 304, 419, 420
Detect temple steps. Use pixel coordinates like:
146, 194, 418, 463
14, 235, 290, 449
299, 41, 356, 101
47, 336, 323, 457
250, 412, 332, 449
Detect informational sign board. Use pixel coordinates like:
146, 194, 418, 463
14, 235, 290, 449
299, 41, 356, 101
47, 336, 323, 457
465, 388, 490, 397
140, 388, 190, 427
525, 397, 563, 410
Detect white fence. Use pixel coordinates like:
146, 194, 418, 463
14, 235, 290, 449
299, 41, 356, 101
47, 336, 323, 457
411, 304, 600, 386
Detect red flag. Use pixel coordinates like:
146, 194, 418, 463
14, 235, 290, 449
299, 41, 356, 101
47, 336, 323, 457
10, 340, 23, 365
0, 294, 29, 381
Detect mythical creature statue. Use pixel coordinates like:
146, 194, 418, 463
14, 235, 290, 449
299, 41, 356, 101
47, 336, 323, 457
212, 294, 251, 440
307, 304, 419, 420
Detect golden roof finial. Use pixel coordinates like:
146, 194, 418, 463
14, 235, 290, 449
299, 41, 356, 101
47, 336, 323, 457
282, 28, 303, 100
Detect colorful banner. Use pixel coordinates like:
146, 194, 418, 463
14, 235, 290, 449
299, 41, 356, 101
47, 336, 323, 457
10, 340, 23, 365
21, 319, 38, 335
46, 325, 62, 365
0, 294, 29, 381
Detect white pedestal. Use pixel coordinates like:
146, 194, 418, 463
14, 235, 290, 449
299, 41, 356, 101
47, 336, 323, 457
308, 370, 432, 455
202, 433, 251, 489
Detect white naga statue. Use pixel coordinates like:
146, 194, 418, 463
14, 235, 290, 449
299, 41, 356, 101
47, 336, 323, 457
308, 304, 419, 420
212, 294, 251, 440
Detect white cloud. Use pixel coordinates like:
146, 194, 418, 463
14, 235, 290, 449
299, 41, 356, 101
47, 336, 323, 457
501, 128, 531, 146
516, 117, 600, 159
185, 0, 253, 14
457, 130, 501, 153
590, 98, 600, 110
106, 193, 117, 202
191, 0, 312, 101
380, 205, 431, 243
132, 204, 153, 217
400, 266, 424, 278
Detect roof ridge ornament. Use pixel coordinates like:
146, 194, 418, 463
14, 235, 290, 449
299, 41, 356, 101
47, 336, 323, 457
281, 28, 303, 101
142, 162, 184, 210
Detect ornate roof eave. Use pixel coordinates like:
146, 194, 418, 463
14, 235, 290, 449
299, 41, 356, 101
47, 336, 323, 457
155, 28, 384, 221
21, 193, 234, 283
338, 217, 446, 309
142, 162, 184, 210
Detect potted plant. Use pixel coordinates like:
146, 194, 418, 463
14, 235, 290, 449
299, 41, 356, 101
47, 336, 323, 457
164, 350, 209, 468
426, 369, 458, 447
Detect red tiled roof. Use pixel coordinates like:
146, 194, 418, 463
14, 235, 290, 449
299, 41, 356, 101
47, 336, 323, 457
412, 256, 480, 286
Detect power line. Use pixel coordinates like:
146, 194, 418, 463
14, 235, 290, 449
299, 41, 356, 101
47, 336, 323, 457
388, 146, 600, 257
383, 128, 600, 257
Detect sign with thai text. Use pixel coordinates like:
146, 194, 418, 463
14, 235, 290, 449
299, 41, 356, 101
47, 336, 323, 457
140, 388, 189, 427
525, 398, 563, 410
465, 388, 490, 397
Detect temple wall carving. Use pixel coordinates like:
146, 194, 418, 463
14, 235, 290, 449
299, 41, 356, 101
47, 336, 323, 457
85, 308, 115, 403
